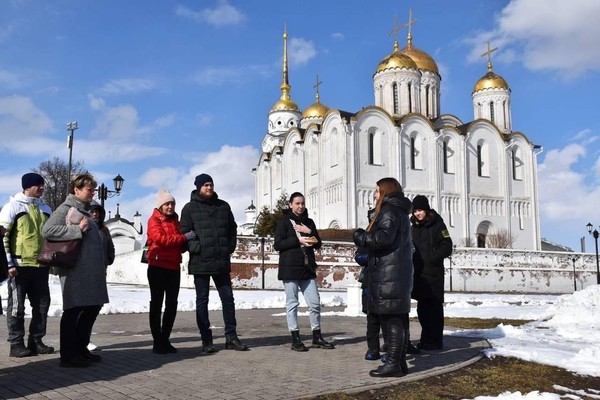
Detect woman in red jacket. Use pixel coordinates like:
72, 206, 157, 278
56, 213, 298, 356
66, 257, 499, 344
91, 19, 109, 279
146, 189, 196, 354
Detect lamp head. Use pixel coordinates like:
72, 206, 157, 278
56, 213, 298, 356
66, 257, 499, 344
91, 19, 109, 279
587, 222, 593, 234
113, 174, 124, 192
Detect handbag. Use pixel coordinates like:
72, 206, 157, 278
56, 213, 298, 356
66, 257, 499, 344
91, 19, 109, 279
140, 241, 149, 264
36, 239, 82, 269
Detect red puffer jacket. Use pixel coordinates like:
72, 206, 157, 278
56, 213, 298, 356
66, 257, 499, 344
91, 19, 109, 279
146, 208, 187, 270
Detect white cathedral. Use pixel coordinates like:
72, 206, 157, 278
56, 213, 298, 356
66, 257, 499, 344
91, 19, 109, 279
254, 18, 542, 250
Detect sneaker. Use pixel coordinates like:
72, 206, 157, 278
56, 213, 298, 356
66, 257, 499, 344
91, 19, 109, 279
81, 349, 102, 362
364, 350, 381, 360
225, 337, 248, 351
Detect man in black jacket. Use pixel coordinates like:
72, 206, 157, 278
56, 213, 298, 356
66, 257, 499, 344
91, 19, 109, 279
410, 195, 453, 350
180, 174, 248, 352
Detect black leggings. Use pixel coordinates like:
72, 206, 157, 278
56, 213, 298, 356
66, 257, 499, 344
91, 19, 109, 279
147, 266, 180, 342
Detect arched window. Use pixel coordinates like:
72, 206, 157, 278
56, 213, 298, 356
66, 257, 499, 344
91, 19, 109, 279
477, 141, 490, 177
408, 83, 412, 113
392, 83, 399, 114
410, 135, 423, 170
489, 101, 495, 122
503, 101, 508, 129
512, 147, 523, 181
369, 129, 382, 165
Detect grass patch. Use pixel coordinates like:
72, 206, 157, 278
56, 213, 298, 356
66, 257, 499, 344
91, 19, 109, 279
310, 318, 598, 400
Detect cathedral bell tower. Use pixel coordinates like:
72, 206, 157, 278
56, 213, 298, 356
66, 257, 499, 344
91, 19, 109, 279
263, 25, 302, 153
472, 41, 512, 133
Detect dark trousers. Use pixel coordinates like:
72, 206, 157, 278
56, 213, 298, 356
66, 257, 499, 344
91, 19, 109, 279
6, 267, 50, 345
147, 266, 180, 343
60, 305, 102, 360
194, 273, 237, 341
417, 296, 444, 347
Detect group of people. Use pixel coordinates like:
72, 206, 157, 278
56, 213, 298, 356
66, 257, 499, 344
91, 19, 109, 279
354, 178, 453, 378
1, 171, 450, 379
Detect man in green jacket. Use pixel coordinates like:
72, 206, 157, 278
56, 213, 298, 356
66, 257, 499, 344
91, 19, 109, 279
0, 173, 54, 357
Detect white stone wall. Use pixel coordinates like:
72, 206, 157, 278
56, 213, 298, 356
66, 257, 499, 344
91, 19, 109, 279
107, 238, 597, 294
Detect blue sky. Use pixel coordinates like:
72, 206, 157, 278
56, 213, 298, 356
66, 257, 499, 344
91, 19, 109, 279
0, 0, 599, 252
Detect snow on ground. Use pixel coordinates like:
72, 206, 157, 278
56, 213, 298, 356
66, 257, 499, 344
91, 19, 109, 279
1, 278, 599, 399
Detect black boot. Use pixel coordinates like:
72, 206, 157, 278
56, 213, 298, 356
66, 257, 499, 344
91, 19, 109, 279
290, 330, 308, 352
312, 329, 335, 349
161, 300, 178, 353
149, 301, 166, 354
28, 337, 54, 355
10, 342, 33, 358
225, 337, 249, 351
201, 329, 217, 353
369, 316, 407, 377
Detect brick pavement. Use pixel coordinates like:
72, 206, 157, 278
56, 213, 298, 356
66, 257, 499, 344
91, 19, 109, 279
0, 306, 488, 399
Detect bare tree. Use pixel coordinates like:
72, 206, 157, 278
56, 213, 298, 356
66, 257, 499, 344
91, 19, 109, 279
254, 192, 288, 237
33, 157, 85, 211
486, 229, 516, 249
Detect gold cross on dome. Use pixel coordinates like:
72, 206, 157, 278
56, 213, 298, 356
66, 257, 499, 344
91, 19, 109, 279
313, 74, 322, 96
389, 16, 402, 42
402, 9, 417, 38
481, 40, 498, 69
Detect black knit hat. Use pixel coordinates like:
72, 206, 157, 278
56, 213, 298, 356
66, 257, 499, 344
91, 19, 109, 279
412, 195, 431, 212
194, 173, 213, 188
21, 172, 44, 190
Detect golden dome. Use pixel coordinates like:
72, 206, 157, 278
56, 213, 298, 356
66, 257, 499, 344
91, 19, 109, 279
303, 101, 329, 119
271, 98, 300, 112
473, 70, 509, 93
375, 41, 418, 74
401, 37, 438, 74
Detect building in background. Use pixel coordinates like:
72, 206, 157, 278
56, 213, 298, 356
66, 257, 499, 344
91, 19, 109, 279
254, 14, 542, 250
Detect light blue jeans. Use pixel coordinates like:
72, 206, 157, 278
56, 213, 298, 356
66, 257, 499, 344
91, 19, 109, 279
283, 279, 321, 332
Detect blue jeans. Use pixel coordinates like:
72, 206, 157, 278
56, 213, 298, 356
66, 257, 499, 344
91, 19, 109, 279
283, 279, 321, 332
194, 273, 238, 341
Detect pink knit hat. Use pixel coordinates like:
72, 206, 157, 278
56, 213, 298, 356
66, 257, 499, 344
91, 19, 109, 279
156, 189, 175, 209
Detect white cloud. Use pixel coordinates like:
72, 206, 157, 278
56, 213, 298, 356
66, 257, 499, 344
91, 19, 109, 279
331, 32, 344, 41
0, 96, 53, 142
90, 104, 139, 140
88, 94, 106, 110
196, 113, 213, 126
289, 38, 317, 67
98, 78, 156, 95
537, 131, 600, 247
175, 1, 246, 27
122, 144, 259, 228
0, 69, 22, 89
465, 0, 600, 77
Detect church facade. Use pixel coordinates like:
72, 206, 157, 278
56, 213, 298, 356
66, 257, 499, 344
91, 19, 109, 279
254, 22, 542, 250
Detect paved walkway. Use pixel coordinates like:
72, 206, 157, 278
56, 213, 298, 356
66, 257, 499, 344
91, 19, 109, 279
0, 307, 488, 399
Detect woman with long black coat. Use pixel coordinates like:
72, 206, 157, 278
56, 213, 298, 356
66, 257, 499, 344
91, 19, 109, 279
353, 177, 413, 377
410, 195, 453, 350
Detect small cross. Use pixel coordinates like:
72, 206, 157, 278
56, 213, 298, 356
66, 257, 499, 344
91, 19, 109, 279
481, 40, 498, 70
389, 16, 402, 42
313, 74, 322, 96
402, 9, 417, 38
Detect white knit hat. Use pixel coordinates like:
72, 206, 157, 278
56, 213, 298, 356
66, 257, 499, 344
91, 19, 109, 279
156, 189, 175, 209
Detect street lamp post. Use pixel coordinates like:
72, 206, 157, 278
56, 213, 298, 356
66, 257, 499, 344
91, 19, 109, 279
97, 174, 125, 208
66, 121, 78, 184
586, 223, 600, 285
572, 257, 577, 292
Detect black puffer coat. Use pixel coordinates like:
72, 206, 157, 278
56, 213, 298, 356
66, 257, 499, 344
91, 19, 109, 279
411, 209, 453, 301
353, 192, 413, 315
274, 208, 322, 281
180, 190, 237, 275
